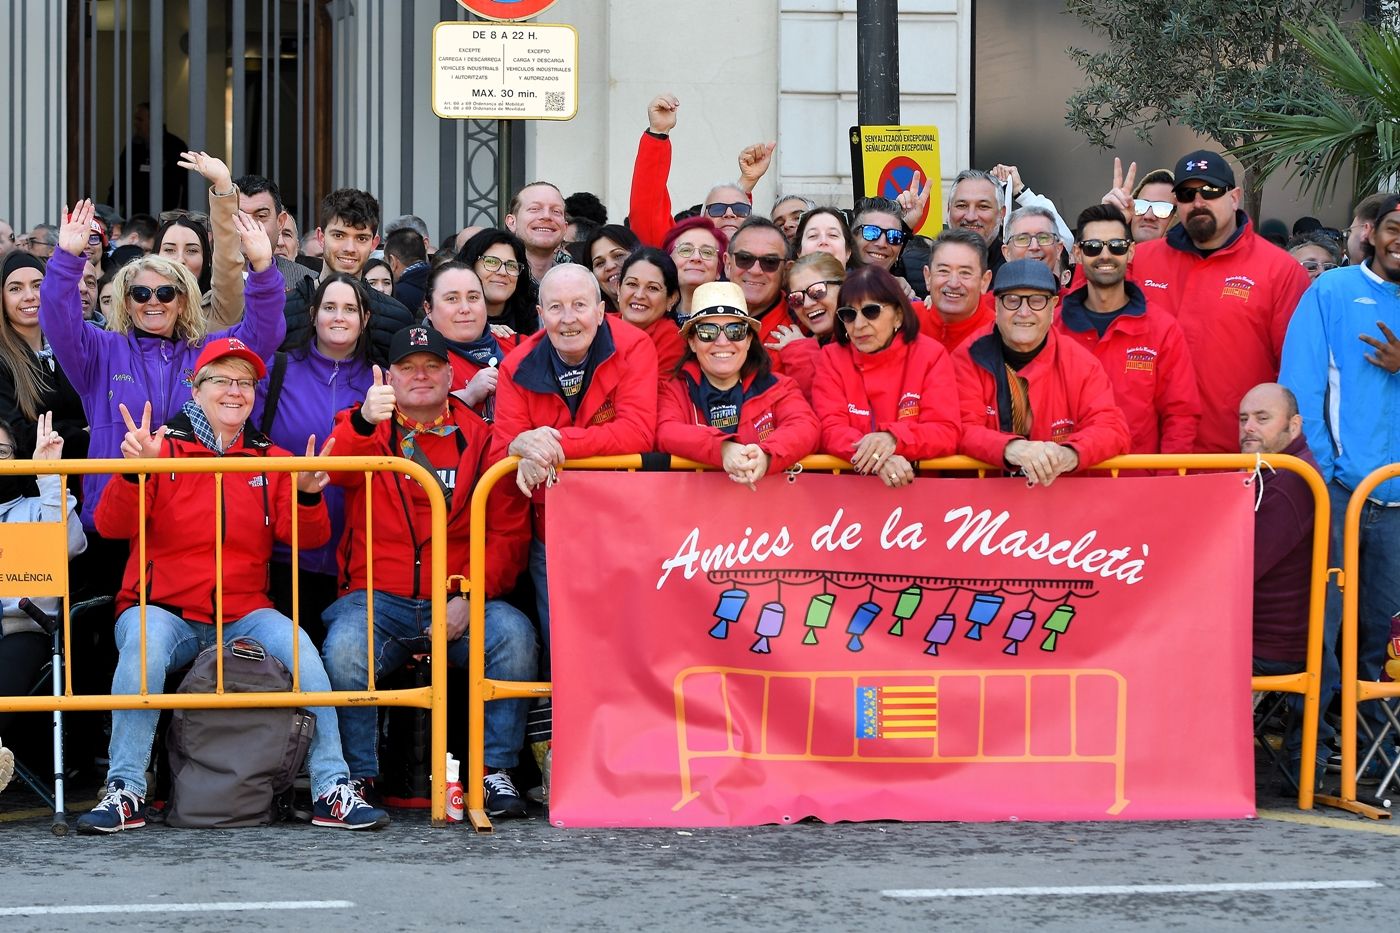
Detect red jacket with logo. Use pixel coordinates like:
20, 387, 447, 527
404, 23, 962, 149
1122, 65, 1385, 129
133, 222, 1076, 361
657, 362, 820, 472
913, 293, 995, 354
328, 396, 527, 600
491, 318, 658, 540
94, 413, 330, 624
810, 334, 961, 461
954, 324, 1132, 468
1055, 282, 1201, 454
1129, 216, 1311, 452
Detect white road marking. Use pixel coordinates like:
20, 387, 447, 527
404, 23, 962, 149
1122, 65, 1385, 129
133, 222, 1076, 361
0, 900, 354, 916
882, 880, 1382, 899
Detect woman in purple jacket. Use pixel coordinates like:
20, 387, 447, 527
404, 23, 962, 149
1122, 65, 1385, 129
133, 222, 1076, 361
252, 272, 374, 638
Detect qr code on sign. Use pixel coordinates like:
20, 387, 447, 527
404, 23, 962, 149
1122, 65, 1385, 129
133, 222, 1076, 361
544, 92, 566, 113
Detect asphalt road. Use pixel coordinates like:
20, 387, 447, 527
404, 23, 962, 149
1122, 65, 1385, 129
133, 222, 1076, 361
2, 783, 1397, 932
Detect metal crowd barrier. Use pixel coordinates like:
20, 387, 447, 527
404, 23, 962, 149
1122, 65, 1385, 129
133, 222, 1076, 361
0, 456, 453, 826
465, 453, 1330, 832
1317, 463, 1400, 820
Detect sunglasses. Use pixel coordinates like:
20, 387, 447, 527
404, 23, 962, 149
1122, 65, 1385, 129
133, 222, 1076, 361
1079, 238, 1132, 257
785, 279, 844, 311
1174, 184, 1229, 203
705, 201, 753, 219
692, 321, 751, 342
1008, 231, 1059, 249
672, 243, 719, 261
998, 293, 1053, 311
1133, 198, 1175, 219
478, 255, 523, 276
88, 233, 104, 246
731, 251, 785, 273
836, 303, 886, 324
856, 224, 907, 246
128, 284, 179, 304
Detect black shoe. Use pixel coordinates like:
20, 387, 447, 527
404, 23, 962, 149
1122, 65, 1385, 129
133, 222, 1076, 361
483, 770, 527, 819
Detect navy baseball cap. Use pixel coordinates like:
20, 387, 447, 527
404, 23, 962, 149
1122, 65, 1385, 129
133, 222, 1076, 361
992, 258, 1059, 295
1173, 150, 1236, 189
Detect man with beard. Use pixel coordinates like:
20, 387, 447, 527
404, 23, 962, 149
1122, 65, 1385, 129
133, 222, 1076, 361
1055, 204, 1200, 453
1130, 150, 1310, 453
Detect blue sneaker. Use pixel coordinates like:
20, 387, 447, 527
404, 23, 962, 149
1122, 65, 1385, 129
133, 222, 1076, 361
312, 779, 390, 830
77, 780, 147, 834
484, 769, 528, 819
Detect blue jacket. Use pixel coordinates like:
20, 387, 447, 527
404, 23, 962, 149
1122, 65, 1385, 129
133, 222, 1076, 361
252, 343, 373, 575
1279, 263, 1400, 501
39, 248, 287, 529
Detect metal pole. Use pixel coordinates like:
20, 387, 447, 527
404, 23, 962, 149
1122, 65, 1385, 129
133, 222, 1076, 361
400, 1, 414, 214
189, 0, 208, 210
309, 0, 317, 222
124, 0, 132, 215
112, 0, 121, 213
296, 0, 304, 227
149, 0, 164, 216
79, 0, 86, 203
856, 0, 901, 126
233, 0, 245, 177
273, 0, 281, 188
261, 0, 269, 174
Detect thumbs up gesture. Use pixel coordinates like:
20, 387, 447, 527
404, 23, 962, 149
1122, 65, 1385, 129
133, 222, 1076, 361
360, 365, 397, 424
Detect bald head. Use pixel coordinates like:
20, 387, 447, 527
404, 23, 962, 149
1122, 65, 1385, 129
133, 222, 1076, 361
539, 261, 601, 304
1239, 383, 1301, 454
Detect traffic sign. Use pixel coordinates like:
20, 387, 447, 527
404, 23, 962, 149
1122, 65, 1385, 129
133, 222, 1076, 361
455, 0, 560, 22
849, 125, 943, 236
433, 22, 578, 121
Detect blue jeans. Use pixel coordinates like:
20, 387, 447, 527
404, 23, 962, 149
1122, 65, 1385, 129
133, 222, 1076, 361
1253, 656, 1313, 769
107, 605, 349, 799
1322, 481, 1400, 742
530, 536, 551, 675
320, 590, 537, 775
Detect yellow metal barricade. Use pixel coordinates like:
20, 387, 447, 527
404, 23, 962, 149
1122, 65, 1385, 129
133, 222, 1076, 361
0, 456, 453, 825
466, 453, 1330, 831
1316, 464, 1400, 820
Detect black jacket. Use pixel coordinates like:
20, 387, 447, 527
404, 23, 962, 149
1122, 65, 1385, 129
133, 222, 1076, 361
280, 274, 418, 367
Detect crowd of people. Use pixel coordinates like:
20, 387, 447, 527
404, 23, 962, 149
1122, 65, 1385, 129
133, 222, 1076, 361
0, 91, 1396, 824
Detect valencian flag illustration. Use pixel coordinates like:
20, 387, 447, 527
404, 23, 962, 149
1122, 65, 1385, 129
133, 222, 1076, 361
548, 472, 1255, 827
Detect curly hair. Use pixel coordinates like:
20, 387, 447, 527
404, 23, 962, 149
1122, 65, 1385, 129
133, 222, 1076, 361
106, 254, 208, 346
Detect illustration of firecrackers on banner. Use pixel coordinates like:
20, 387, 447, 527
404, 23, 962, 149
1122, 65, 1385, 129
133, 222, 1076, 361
965, 593, 1004, 640
1003, 608, 1037, 655
709, 588, 748, 640
1040, 604, 1076, 651
802, 593, 835, 645
750, 602, 785, 654
923, 612, 956, 656
846, 601, 882, 651
889, 585, 922, 636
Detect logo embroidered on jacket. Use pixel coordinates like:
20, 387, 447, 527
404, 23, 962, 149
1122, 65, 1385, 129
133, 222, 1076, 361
897, 392, 922, 419
247, 476, 266, 488
589, 399, 616, 425
111, 373, 134, 382
1220, 274, 1256, 302
1124, 345, 1158, 373
1050, 417, 1076, 439
752, 411, 775, 440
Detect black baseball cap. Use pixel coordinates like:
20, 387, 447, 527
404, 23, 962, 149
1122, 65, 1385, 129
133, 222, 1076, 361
1173, 150, 1236, 189
388, 325, 450, 365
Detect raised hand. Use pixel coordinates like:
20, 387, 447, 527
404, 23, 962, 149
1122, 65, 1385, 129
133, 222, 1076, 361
32, 411, 63, 461
737, 141, 777, 192
647, 94, 680, 135
990, 164, 1024, 197
765, 323, 806, 351
896, 170, 933, 230
1101, 157, 1137, 218
176, 150, 233, 193
58, 200, 96, 258
360, 365, 397, 424
233, 210, 274, 272
118, 401, 167, 459
295, 435, 336, 494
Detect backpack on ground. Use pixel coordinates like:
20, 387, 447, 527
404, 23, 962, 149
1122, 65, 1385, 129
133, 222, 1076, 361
166, 636, 316, 828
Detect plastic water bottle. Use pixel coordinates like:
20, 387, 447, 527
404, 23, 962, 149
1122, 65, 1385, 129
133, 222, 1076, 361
445, 754, 464, 822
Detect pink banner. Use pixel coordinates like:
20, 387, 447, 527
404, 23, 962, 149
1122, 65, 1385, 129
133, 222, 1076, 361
548, 472, 1255, 827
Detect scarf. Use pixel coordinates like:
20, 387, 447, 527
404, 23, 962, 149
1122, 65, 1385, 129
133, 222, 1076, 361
395, 408, 458, 459
182, 399, 243, 454
443, 330, 504, 368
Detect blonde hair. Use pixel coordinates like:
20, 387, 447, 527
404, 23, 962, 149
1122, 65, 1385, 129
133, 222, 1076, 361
106, 255, 208, 346
787, 250, 846, 286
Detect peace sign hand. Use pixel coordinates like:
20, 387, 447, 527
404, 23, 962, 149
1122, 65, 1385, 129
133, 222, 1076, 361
295, 435, 336, 494
1101, 157, 1137, 217
896, 170, 932, 231
118, 401, 168, 459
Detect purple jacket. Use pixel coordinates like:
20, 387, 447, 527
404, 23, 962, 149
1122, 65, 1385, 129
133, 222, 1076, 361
39, 248, 287, 529
1253, 433, 1320, 663
252, 343, 373, 575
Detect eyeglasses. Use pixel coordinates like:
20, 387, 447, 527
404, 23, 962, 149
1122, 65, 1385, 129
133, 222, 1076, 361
731, 250, 785, 273
1299, 260, 1338, 275
998, 293, 1053, 311
856, 224, 906, 246
705, 201, 753, 219
786, 279, 843, 311
672, 243, 719, 262
1174, 184, 1229, 203
1133, 199, 1175, 219
692, 321, 751, 342
128, 284, 179, 304
478, 255, 523, 276
1078, 238, 1132, 257
836, 303, 886, 324
198, 375, 258, 391
0, 443, 14, 460
1008, 232, 1059, 249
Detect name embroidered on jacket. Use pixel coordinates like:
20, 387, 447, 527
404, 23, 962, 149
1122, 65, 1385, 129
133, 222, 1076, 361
1142, 279, 1169, 290
1124, 345, 1158, 373
847, 403, 871, 417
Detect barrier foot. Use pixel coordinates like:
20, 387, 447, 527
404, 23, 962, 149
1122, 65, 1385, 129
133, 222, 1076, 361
468, 808, 494, 834
1314, 794, 1393, 820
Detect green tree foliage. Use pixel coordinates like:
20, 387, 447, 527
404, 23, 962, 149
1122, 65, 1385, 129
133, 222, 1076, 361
1232, 20, 1400, 208
1064, 0, 1355, 217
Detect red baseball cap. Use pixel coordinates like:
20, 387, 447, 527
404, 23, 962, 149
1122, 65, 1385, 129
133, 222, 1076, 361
193, 337, 268, 379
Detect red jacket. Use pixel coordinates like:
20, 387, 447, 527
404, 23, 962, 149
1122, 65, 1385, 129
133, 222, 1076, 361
811, 334, 961, 461
491, 318, 658, 539
1055, 282, 1201, 454
913, 294, 995, 354
657, 362, 820, 472
94, 412, 330, 624
777, 336, 825, 401
954, 324, 1131, 468
628, 130, 753, 248
446, 334, 519, 420
1129, 216, 1311, 452
328, 397, 527, 600
636, 315, 686, 381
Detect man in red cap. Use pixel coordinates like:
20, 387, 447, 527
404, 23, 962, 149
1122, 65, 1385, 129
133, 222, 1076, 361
80, 337, 389, 834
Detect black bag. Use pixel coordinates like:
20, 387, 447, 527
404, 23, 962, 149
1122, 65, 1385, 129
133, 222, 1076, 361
166, 636, 316, 828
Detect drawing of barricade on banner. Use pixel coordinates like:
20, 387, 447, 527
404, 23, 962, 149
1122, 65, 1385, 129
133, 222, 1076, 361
671, 666, 1129, 815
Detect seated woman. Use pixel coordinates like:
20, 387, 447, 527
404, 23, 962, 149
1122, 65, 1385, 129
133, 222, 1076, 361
765, 252, 845, 401
457, 228, 538, 336
657, 281, 818, 486
661, 217, 727, 323
810, 264, 960, 487
253, 273, 375, 637
616, 248, 685, 378
0, 252, 89, 468
80, 337, 386, 834
422, 262, 516, 422
583, 224, 640, 314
